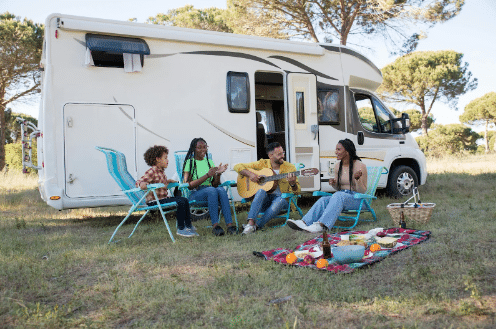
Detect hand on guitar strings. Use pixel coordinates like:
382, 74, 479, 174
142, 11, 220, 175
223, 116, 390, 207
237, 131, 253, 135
287, 172, 297, 186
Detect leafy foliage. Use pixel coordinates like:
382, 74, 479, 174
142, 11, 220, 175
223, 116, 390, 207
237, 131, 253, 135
402, 109, 435, 131
147, 5, 232, 32
5, 141, 37, 173
3, 108, 38, 144
0, 12, 43, 170
416, 124, 480, 157
378, 50, 477, 135
241, 0, 464, 53
459, 92, 496, 153
147, 1, 288, 39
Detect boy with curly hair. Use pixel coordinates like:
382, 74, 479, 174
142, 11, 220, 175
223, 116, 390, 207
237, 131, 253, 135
136, 145, 198, 237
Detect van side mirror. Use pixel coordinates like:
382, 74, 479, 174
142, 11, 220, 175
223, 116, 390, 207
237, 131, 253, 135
401, 113, 410, 133
391, 113, 410, 134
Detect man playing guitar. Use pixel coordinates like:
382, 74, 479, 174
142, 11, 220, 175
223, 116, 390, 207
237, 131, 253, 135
234, 142, 300, 234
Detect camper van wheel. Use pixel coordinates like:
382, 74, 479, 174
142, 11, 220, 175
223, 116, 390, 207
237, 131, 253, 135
190, 209, 210, 221
387, 165, 418, 198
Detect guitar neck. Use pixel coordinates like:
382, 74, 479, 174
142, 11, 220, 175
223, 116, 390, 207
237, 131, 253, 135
264, 170, 300, 182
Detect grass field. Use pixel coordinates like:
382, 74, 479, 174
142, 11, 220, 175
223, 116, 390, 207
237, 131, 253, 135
1, 154, 495, 328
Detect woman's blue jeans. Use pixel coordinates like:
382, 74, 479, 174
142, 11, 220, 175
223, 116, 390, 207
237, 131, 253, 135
302, 190, 362, 229
189, 186, 233, 226
248, 189, 289, 228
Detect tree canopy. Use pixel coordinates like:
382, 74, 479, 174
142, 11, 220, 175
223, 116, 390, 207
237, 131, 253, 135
0, 12, 44, 170
147, 1, 288, 39
401, 109, 435, 131
416, 123, 480, 157
459, 92, 496, 153
377, 50, 477, 135
241, 0, 464, 53
3, 108, 38, 144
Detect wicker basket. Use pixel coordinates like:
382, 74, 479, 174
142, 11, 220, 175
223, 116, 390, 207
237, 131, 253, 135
387, 203, 436, 225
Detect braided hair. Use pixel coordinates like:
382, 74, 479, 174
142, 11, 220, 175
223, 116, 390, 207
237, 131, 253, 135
182, 137, 213, 185
336, 138, 361, 191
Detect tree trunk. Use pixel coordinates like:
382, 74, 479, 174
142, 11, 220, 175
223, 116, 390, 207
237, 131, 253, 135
484, 120, 489, 153
421, 112, 429, 136
0, 104, 5, 171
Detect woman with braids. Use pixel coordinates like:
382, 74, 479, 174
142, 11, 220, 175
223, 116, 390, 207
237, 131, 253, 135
182, 138, 237, 236
287, 139, 367, 233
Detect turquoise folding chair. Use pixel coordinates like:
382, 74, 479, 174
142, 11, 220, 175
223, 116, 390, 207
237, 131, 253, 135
174, 151, 238, 229
313, 166, 388, 230
240, 163, 305, 229
96, 146, 189, 244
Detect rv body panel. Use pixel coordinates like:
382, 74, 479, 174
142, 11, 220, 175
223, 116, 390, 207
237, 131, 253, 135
37, 14, 426, 209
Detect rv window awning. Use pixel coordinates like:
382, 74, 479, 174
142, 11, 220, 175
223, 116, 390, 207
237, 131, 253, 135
85, 34, 150, 55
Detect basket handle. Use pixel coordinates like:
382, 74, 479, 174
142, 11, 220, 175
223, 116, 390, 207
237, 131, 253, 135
403, 187, 421, 205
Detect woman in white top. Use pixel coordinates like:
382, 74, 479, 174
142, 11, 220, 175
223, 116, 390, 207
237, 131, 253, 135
287, 138, 367, 233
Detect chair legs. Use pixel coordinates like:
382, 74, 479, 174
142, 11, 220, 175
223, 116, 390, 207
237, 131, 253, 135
108, 205, 139, 244
334, 200, 377, 230
108, 207, 176, 244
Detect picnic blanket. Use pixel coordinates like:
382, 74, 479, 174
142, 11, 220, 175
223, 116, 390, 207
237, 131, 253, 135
254, 228, 431, 274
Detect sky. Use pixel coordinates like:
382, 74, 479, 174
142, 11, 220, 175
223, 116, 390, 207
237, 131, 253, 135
2, 0, 496, 130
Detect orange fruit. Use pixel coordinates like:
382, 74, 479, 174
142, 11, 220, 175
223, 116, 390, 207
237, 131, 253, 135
286, 253, 297, 264
316, 258, 329, 269
370, 243, 381, 252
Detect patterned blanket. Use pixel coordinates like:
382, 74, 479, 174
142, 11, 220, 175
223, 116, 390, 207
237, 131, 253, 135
254, 228, 431, 274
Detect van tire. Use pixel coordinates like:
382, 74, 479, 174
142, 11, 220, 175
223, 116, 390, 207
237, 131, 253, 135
387, 165, 418, 198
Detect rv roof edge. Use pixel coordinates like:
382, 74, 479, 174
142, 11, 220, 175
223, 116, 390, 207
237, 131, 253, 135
47, 13, 325, 56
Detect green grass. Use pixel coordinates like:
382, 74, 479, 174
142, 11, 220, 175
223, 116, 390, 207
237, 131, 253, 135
1, 156, 496, 328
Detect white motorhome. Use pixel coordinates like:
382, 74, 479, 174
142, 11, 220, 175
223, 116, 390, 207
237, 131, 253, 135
33, 14, 426, 210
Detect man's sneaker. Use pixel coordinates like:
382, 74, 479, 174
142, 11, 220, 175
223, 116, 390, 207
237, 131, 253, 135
227, 226, 238, 235
186, 226, 199, 236
242, 223, 257, 235
212, 225, 225, 236
177, 228, 197, 237
303, 222, 325, 233
286, 219, 307, 231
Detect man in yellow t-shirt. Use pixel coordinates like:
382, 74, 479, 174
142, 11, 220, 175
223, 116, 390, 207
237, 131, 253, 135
234, 142, 300, 234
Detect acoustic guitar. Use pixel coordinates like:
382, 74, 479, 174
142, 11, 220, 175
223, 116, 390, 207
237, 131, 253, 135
237, 167, 319, 199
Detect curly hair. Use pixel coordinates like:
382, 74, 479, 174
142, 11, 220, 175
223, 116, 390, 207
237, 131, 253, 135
143, 145, 168, 167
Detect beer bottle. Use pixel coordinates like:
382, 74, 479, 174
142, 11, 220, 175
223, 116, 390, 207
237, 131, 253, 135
399, 211, 406, 229
322, 231, 332, 258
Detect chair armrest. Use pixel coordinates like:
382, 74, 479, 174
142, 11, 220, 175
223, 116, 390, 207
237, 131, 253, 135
353, 192, 376, 200
281, 193, 300, 199
166, 182, 189, 189
147, 183, 166, 189
219, 180, 236, 187
313, 191, 333, 197
125, 184, 165, 193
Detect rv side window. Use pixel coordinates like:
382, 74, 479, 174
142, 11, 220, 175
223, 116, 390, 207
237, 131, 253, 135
317, 89, 340, 124
355, 95, 379, 133
85, 34, 150, 71
372, 98, 394, 133
355, 93, 396, 134
227, 72, 250, 113
296, 92, 305, 124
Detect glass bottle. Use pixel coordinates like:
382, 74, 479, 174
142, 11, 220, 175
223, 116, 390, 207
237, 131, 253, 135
322, 231, 331, 258
399, 211, 406, 229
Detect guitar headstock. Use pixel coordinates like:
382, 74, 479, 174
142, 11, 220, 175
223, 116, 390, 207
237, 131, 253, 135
301, 168, 319, 176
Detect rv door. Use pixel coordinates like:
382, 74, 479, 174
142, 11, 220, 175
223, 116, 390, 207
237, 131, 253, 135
286, 73, 319, 191
64, 103, 136, 199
